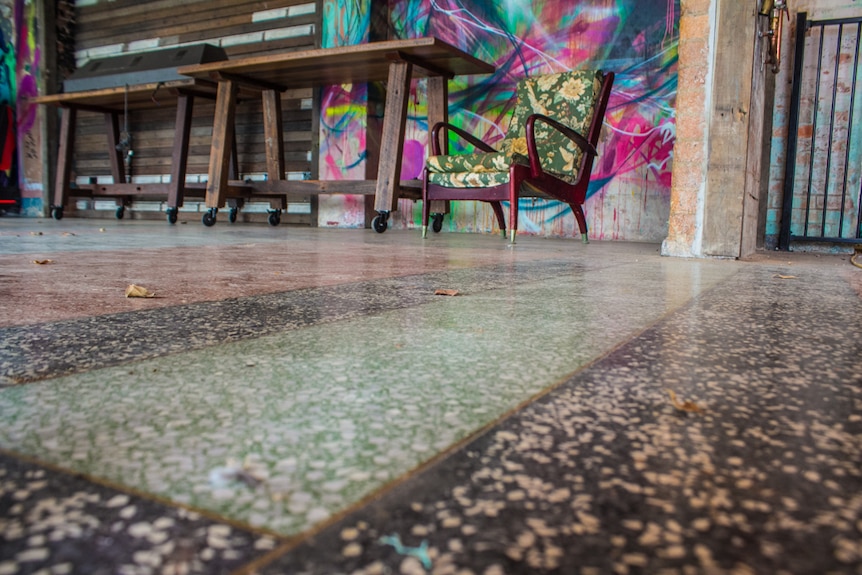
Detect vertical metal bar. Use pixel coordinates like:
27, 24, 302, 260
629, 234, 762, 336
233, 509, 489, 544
838, 23, 860, 238
780, 12, 809, 249
803, 23, 826, 238
820, 24, 843, 238
802, 22, 823, 238
857, 28, 862, 239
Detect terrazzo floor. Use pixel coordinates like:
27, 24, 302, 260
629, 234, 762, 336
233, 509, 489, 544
1, 218, 860, 574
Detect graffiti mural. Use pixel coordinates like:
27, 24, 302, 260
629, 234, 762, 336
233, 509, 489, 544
0, 0, 18, 212
317, 0, 372, 227
320, 0, 679, 241
16, 0, 41, 215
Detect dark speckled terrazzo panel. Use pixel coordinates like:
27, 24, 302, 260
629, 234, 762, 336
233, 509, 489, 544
0, 261, 577, 386
259, 266, 862, 575
0, 452, 281, 575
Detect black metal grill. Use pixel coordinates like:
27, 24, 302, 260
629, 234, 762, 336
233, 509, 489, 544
780, 12, 862, 249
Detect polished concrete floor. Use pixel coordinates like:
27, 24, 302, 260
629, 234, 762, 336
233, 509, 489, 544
1, 217, 861, 575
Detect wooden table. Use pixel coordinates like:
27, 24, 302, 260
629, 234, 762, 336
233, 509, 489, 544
178, 37, 494, 229
32, 79, 234, 223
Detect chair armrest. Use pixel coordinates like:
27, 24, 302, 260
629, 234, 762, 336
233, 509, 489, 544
525, 113, 598, 179
430, 121, 498, 156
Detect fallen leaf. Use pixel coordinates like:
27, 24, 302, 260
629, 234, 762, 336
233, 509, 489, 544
774, 274, 797, 279
32, 259, 53, 265
435, 289, 460, 296
665, 389, 705, 414
29, 231, 43, 236
125, 284, 156, 298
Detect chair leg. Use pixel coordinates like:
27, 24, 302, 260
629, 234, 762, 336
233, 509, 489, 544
508, 176, 519, 244
422, 174, 430, 239
572, 203, 589, 244
490, 201, 507, 238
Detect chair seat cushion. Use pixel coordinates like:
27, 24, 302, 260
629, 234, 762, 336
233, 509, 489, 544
426, 138, 530, 188
427, 169, 510, 188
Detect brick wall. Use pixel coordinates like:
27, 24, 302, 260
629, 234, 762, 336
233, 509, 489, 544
662, 0, 712, 257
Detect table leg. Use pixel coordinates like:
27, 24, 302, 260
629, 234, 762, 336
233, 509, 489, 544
374, 60, 412, 214
168, 94, 194, 210
105, 112, 126, 184
53, 106, 76, 214
426, 75, 449, 215
262, 89, 284, 182
206, 79, 238, 209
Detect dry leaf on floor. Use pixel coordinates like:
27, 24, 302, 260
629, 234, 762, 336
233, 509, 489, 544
665, 389, 705, 414
125, 284, 156, 298
32, 259, 53, 265
774, 274, 797, 280
435, 289, 460, 296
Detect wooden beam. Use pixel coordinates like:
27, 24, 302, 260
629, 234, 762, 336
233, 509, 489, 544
262, 89, 285, 183
205, 79, 239, 208
168, 94, 194, 208
374, 60, 412, 213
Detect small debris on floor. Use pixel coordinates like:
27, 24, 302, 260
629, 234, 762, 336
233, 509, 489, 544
31, 259, 53, 265
774, 274, 797, 280
125, 284, 156, 298
209, 456, 268, 489
434, 289, 460, 296
665, 389, 705, 414
379, 534, 432, 569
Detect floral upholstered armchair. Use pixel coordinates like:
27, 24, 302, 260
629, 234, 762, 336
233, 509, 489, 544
422, 69, 614, 243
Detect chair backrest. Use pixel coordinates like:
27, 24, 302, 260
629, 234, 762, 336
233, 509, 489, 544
502, 70, 607, 182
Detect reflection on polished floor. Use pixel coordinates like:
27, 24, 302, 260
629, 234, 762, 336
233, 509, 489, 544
0, 218, 861, 575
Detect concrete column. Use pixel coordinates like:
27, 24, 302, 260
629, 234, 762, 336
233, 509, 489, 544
664, 0, 771, 258
662, 0, 714, 257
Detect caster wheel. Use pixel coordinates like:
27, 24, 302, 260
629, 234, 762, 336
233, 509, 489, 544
202, 209, 217, 227
166, 208, 178, 224
115, 206, 125, 219
229, 208, 238, 223
51, 206, 64, 221
267, 211, 281, 226
372, 213, 388, 233
432, 213, 444, 233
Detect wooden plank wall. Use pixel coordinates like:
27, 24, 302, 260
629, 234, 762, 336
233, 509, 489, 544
66, 0, 320, 218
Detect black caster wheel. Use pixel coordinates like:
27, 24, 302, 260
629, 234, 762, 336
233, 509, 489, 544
51, 206, 64, 221
432, 213, 444, 233
202, 209, 217, 227
229, 207, 238, 223
267, 210, 281, 226
166, 208, 178, 224
372, 212, 388, 233
115, 206, 125, 220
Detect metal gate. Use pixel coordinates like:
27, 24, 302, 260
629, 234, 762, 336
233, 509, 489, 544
779, 12, 862, 249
